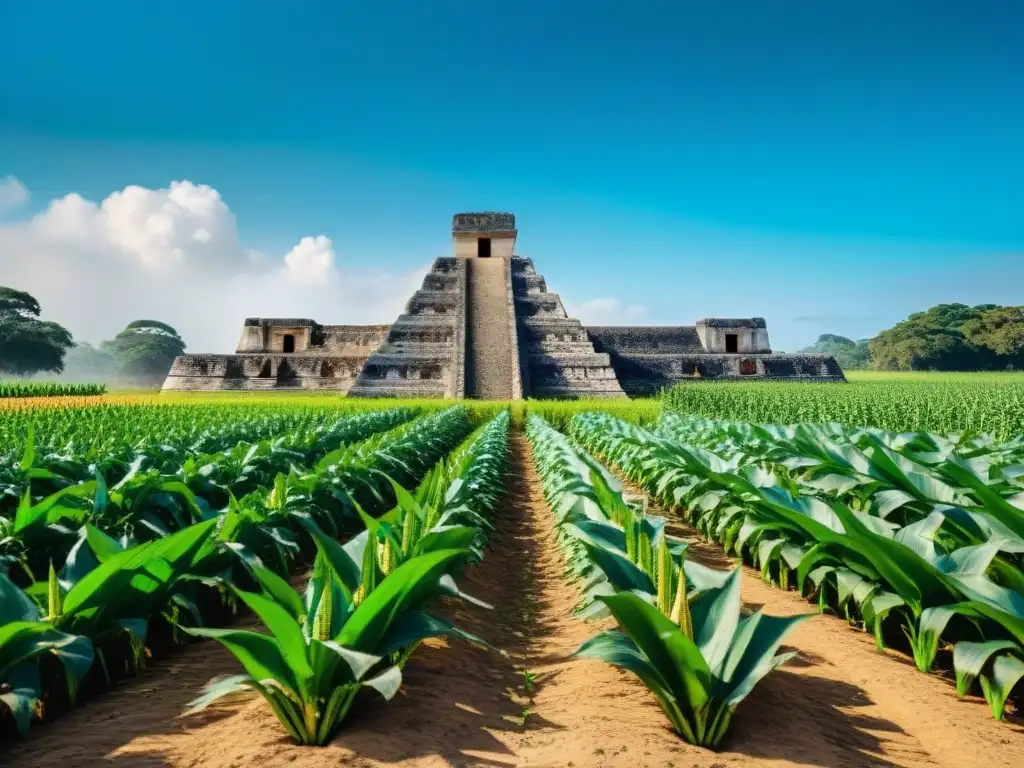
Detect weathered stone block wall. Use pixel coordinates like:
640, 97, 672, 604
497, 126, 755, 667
511, 256, 626, 398
695, 318, 772, 353
453, 233, 516, 259
502, 256, 524, 400
587, 326, 705, 354
320, 325, 391, 355
162, 353, 369, 392
348, 256, 463, 398
580, 339, 846, 396
454, 257, 467, 398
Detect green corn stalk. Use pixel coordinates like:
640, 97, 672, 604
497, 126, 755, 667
313, 579, 333, 642
624, 514, 638, 563
379, 536, 396, 576
355, 533, 378, 607
401, 505, 420, 557
637, 519, 653, 575
669, 565, 693, 640
47, 560, 62, 621
655, 537, 673, 616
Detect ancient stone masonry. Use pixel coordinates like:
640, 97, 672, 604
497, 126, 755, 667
512, 257, 626, 398
162, 211, 845, 396
347, 257, 462, 397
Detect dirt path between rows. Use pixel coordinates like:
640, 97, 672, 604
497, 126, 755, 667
627, 477, 1024, 768
5, 433, 1022, 767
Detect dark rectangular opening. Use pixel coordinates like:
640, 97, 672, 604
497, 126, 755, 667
282, 334, 295, 353
740, 358, 757, 375
725, 333, 738, 353
477, 237, 491, 258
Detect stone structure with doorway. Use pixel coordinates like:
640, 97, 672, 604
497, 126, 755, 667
162, 212, 845, 396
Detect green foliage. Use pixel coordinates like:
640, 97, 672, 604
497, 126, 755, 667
0, 381, 106, 398
0, 286, 75, 377
101, 320, 187, 380
962, 307, 1024, 358
185, 546, 465, 745
868, 303, 1023, 372
184, 412, 509, 744
800, 335, 870, 370
525, 413, 805, 747
0, 403, 500, 736
568, 409, 1024, 720
662, 379, 1024, 441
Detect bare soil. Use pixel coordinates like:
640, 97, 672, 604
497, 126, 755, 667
3, 433, 1022, 767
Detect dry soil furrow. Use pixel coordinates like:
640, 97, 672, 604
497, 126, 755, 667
619, 473, 1024, 768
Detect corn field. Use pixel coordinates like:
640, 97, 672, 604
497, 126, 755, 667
1, 389, 1022, 760
0, 382, 106, 399
663, 379, 1024, 440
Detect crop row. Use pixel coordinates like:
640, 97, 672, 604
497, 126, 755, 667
568, 411, 1024, 720
0, 400, 447, 460
185, 410, 511, 744
0, 382, 107, 400
1, 405, 506, 738
663, 380, 1024, 440
525, 413, 804, 748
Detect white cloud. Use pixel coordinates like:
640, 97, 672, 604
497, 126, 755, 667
0, 180, 427, 353
0, 176, 30, 210
566, 296, 648, 325
283, 235, 337, 283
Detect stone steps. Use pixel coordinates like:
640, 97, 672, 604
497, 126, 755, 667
464, 257, 518, 399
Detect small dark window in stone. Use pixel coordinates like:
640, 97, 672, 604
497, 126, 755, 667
282, 334, 295, 353
740, 358, 757, 375
725, 333, 739, 353
477, 237, 491, 258
258, 359, 272, 378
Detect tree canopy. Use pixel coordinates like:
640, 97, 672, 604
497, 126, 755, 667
813, 303, 1024, 372
799, 334, 870, 370
102, 319, 187, 380
962, 306, 1024, 358
0, 286, 75, 377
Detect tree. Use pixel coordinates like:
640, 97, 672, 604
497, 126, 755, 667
868, 303, 1000, 371
0, 286, 75, 376
102, 320, 186, 381
962, 306, 1024, 361
800, 334, 871, 370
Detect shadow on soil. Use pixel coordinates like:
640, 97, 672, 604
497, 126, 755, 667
0, 433, 564, 768
0, 434, 974, 768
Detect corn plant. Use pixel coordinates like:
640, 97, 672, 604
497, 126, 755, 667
568, 409, 1024, 719
186, 519, 482, 744
525, 413, 806, 747
0, 573, 94, 736
578, 568, 807, 748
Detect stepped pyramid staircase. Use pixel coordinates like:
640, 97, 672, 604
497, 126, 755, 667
510, 257, 625, 398
348, 216, 625, 399
161, 212, 845, 396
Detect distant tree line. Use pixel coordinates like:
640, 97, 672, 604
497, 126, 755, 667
802, 303, 1024, 371
0, 286, 186, 384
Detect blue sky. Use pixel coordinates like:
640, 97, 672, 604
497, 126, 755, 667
1, 1, 1022, 352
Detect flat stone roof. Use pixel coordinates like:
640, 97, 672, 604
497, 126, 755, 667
453, 212, 516, 233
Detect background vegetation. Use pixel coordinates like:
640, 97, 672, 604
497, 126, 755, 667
803, 303, 1024, 371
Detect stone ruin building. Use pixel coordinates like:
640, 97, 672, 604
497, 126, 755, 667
162, 212, 845, 398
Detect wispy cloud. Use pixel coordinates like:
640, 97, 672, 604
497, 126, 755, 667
0, 176, 29, 210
